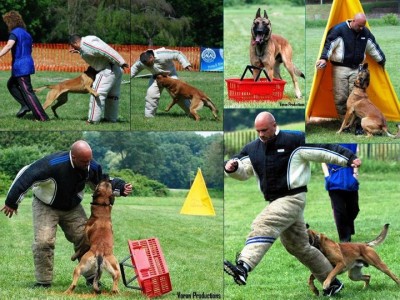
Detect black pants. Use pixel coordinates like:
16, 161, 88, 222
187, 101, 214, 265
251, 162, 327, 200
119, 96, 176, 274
7, 75, 49, 121
328, 190, 359, 242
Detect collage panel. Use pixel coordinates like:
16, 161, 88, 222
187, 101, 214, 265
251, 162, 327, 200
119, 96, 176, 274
0, 131, 224, 299
305, 0, 400, 142
224, 3, 306, 108
130, 1, 223, 131
0, 3, 131, 131
223, 109, 400, 299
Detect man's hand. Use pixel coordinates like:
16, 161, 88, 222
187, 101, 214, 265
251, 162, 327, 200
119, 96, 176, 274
350, 158, 362, 168
185, 66, 193, 71
1, 205, 17, 218
123, 183, 133, 196
316, 59, 327, 69
69, 49, 79, 54
121, 63, 129, 69
225, 159, 239, 172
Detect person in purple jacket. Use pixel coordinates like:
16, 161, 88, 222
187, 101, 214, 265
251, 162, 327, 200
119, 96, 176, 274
0, 11, 49, 121
322, 144, 360, 242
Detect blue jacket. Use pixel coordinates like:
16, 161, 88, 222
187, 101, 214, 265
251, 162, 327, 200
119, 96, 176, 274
10, 27, 35, 77
325, 144, 359, 191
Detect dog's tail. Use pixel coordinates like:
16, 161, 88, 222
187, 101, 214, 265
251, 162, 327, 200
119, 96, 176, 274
93, 255, 103, 293
366, 224, 390, 247
33, 86, 48, 93
385, 124, 400, 139
294, 65, 305, 79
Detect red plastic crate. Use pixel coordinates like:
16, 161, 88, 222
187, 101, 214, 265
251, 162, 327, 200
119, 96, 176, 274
226, 78, 286, 101
128, 238, 172, 298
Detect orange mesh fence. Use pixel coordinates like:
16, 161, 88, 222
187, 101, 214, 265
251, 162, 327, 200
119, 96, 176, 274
0, 43, 201, 73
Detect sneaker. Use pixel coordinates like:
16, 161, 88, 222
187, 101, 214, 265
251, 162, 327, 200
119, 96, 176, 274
32, 282, 51, 289
223, 260, 248, 285
16, 106, 30, 118
323, 278, 344, 297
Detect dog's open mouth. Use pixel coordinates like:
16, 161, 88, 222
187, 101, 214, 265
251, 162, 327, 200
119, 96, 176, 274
254, 33, 265, 44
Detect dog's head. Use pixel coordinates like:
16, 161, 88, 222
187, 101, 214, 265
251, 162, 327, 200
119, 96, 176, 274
252, 8, 272, 45
91, 180, 115, 206
354, 63, 370, 89
306, 224, 322, 250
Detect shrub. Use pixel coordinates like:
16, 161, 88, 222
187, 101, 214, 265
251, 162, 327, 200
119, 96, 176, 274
382, 13, 399, 26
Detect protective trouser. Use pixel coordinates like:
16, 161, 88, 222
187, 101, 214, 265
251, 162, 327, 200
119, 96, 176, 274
332, 66, 358, 118
7, 75, 49, 121
238, 193, 333, 283
145, 74, 190, 118
88, 64, 122, 123
32, 198, 92, 284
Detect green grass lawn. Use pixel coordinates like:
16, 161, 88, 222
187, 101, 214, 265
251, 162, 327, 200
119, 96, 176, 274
224, 5, 306, 107
305, 25, 400, 143
0, 71, 131, 131
224, 167, 400, 299
131, 71, 223, 131
0, 191, 223, 299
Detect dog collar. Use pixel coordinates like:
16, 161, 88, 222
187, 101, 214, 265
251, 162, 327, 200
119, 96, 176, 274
90, 202, 112, 206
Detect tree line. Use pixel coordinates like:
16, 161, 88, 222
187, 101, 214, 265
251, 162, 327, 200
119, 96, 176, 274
0, 131, 223, 195
0, 0, 222, 47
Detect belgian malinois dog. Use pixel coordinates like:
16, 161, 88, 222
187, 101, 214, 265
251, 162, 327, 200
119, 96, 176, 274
35, 66, 99, 118
337, 63, 400, 138
154, 74, 219, 121
250, 8, 305, 98
307, 224, 400, 296
65, 180, 120, 294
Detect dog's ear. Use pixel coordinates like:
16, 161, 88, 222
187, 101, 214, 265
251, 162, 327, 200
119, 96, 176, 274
306, 223, 310, 229
364, 63, 369, 69
264, 10, 269, 19
256, 8, 261, 18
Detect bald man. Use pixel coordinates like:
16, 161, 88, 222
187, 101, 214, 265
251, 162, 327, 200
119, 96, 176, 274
223, 112, 362, 296
316, 12, 386, 135
1, 140, 132, 288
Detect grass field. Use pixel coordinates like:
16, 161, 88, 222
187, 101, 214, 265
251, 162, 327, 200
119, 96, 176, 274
131, 71, 223, 131
305, 24, 400, 143
224, 5, 306, 107
0, 71, 131, 131
0, 190, 223, 299
224, 166, 400, 299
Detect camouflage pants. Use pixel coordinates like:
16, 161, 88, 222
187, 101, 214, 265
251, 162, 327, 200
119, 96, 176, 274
238, 193, 333, 283
31, 197, 92, 284
332, 66, 358, 118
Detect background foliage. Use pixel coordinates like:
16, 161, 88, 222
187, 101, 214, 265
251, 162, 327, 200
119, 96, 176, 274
0, 0, 222, 47
0, 131, 223, 195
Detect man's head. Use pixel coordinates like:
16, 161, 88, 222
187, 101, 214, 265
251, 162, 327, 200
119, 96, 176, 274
254, 111, 277, 142
2, 10, 26, 32
71, 140, 92, 170
350, 13, 366, 32
140, 50, 155, 67
69, 34, 82, 51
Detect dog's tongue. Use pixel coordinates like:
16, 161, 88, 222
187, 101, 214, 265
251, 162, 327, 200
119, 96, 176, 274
255, 34, 263, 44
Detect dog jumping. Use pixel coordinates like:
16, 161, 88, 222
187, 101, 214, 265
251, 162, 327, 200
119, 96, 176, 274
250, 8, 305, 98
307, 224, 400, 296
65, 180, 120, 294
35, 66, 99, 118
337, 63, 400, 138
154, 74, 219, 121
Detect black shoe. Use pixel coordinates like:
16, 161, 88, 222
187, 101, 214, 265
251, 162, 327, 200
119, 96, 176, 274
355, 125, 365, 136
16, 106, 30, 118
32, 282, 51, 289
223, 260, 248, 285
323, 278, 344, 297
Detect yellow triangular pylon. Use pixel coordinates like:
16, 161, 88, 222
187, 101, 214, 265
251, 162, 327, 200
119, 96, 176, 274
180, 168, 216, 216
306, 0, 400, 122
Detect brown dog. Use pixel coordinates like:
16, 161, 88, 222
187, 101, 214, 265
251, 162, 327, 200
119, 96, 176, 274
35, 66, 99, 118
65, 180, 120, 294
307, 224, 400, 296
154, 74, 219, 121
250, 8, 305, 98
337, 63, 400, 138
